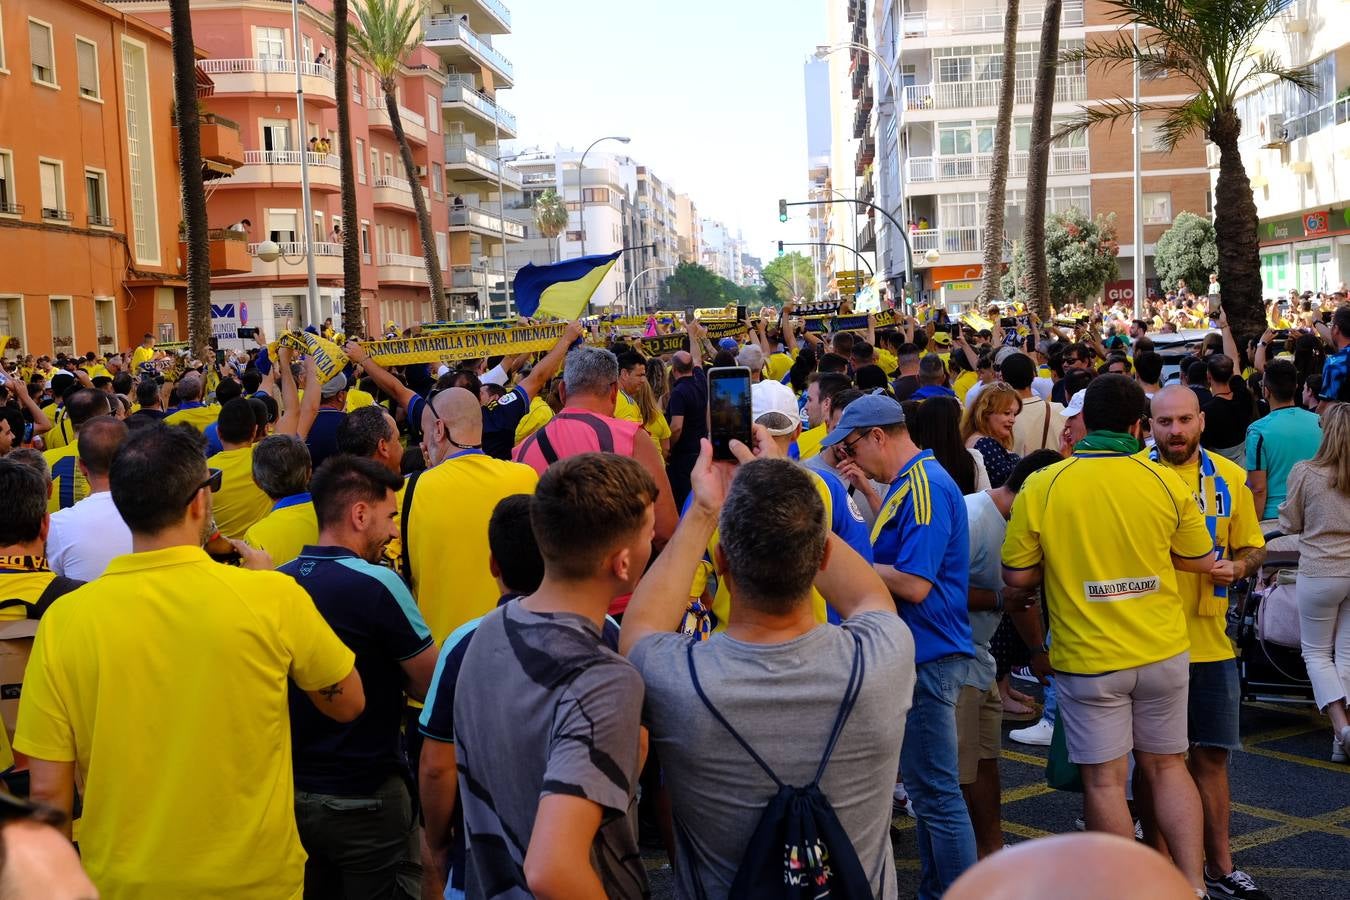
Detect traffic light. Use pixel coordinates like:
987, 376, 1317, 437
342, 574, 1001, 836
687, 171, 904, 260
777, 241, 784, 256
778, 199, 788, 222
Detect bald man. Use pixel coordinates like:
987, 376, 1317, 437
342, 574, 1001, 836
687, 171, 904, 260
1140, 386, 1267, 899
0, 798, 99, 900
946, 833, 1196, 899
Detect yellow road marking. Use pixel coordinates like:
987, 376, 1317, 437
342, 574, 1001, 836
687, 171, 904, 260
1242, 743, 1350, 775
1001, 782, 1055, 804
1240, 721, 1323, 747
1001, 749, 1046, 768
1229, 803, 1350, 852
1003, 821, 1055, 839
1244, 699, 1322, 721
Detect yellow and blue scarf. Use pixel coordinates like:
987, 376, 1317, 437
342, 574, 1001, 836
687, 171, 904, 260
1149, 445, 1231, 616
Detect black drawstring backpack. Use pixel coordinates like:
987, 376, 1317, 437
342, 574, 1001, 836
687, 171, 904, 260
685, 631, 874, 899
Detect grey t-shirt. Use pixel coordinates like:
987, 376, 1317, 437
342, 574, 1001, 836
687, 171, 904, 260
630, 611, 915, 900
963, 491, 1005, 690
454, 600, 648, 900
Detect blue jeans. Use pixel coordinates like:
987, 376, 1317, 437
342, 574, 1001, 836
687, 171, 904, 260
902, 653, 978, 899
1043, 677, 1058, 724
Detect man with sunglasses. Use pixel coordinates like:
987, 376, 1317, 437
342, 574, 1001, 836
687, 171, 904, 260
18, 423, 364, 900
821, 394, 976, 899
1052, 344, 1094, 405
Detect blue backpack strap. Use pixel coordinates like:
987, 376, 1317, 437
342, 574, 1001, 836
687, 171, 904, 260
686, 639, 784, 789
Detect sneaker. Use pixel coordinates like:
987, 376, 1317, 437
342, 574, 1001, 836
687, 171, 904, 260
892, 784, 915, 819
1010, 666, 1039, 684
1009, 718, 1054, 747
1333, 737, 1347, 764
1074, 816, 1086, 831
1134, 819, 1144, 841
1205, 868, 1271, 899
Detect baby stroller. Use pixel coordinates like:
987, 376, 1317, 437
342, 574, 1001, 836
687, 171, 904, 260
1231, 530, 1315, 702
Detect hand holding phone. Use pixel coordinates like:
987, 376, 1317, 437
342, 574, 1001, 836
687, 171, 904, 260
707, 366, 752, 461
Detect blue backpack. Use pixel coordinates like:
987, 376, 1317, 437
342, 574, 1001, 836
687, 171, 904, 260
686, 632, 874, 899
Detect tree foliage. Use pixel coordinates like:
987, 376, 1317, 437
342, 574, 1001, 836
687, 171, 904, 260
761, 252, 816, 305
533, 189, 568, 262
1154, 212, 1219, 294
1002, 208, 1120, 308
659, 262, 761, 310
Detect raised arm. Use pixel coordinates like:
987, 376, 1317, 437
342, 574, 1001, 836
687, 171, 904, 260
687, 319, 705, 370
344, 341, 417, 412
1219, 312, 1239, 362
275, 347, 301, 435
9, 377, 50, 437
519, 321, 584, 400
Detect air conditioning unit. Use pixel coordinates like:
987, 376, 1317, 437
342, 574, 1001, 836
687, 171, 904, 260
1259, 114, 1288, 148
416, 165, 429, 178
1205, 143, 1221, 169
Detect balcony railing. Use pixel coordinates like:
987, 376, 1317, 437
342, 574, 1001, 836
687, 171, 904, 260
478, 0, 513, 28
905, 146, 1088, 182
243, 150, 340, 168
367, 97, 425, 129
41, 208, 72, 221
911, 227, 982, 254
452, 265, 492, 290
0, 202, 23, 215
444, 143, 523, 186
442, 82, 518, 134
380, 252, 428, 268
904, 74, 1086, 110
374, 174, 413, 193
424, 17, 514, 81
247, 241, 343, 257
199, 57, 334, 80
450, 205, 526, 238
901, 0, 1083, 36
88, 214, 115, 227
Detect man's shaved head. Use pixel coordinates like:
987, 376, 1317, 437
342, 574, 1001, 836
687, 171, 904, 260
671, 351, 693, 375
1152, 384, 1200, 416
1150, 385, 1203, 466
423, 387, 483, 465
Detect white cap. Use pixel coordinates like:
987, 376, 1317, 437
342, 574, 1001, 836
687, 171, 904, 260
736, 344, 765, 372
751, 380, 800, 436
1063, 388, 1087, 418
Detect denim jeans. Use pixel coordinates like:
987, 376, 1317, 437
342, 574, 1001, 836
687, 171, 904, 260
902, 653, 978, 899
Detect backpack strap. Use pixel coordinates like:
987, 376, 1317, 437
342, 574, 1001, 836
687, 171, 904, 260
1039, 400, 1053, 450
811, 630, 865, 787
686, 639, 784, 789
529, 412, 616, 467
400, 469, 424, 586
531, 426, 561, 466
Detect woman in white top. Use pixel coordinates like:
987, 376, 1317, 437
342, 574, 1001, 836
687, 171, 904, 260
1279, 402, 1350, 756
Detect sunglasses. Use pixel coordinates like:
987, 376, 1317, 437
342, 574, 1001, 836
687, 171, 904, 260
184, 467, 223, 506
423, 388, 481, 450
839, 430, 870, 459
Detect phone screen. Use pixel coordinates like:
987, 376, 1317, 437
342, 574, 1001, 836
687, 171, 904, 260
684, 307, 695, 324
707, 366, 752, 461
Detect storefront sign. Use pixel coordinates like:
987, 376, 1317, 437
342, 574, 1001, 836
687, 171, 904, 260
1304, 210, 1330, 236
1105, 281, 1135, 305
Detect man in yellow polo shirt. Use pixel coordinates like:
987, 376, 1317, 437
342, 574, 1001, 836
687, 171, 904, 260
404, 387, 538, 643
17, 422, 363, 900
207, 398, 271, 540
43, 389, 113, 512
245, 434, 318, 566
798, 372, 852, 460
129, 333, 156, 372
163, 372, 218, 433
1144, 386, 1268, 900
1002, 374, 1214, 895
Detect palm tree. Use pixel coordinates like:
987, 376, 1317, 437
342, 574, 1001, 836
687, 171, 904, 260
1056, 0, 1313, 338
1024, 0, 1063, 320
351, 0, 448, 320
534, 189, 568, 262
333, 0, 364, 337
980, 0, 1022, 306
169, 0, 211, 360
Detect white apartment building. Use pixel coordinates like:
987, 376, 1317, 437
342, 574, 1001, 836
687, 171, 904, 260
701, 218, 745, 285
1227, 0, 1350, 295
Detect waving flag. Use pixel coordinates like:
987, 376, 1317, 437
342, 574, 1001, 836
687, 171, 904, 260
513, 251, 622, 320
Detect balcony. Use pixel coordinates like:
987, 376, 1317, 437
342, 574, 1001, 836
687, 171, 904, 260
424, 17, 514, 87
179, 229, 252, 275
197, 58, 336, 106
904, 146, 1089, 184
859, 173, 875, 205
904, 74, 1086, 111
850, 47, 870, 99
854, 134, 875, 176
859, 219, 876, 252
853, 85, 874, 139
444, 142, 523, 188
378, 252, 432, 285
367, 98, 427, 146
225, 150, 342, 192
442, 80, 518, 137
372, 174, 419, 211
462, 0, 512, 33
912, 227, 982, 257
450, 205, 525, 240
451, 264, 494, 292
901, 0, 1084, 37
244, 241, 343, 279
178, 114, 245, 172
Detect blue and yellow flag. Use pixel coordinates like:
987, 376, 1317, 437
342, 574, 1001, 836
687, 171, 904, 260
513, 251, 622, 320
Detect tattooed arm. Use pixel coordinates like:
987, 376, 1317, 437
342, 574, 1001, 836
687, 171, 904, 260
305, 668, 365, 723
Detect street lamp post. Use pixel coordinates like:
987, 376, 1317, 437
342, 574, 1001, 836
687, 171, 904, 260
624, 264, 674, 315
291, 0, 320, 328
576, 135, 630, 259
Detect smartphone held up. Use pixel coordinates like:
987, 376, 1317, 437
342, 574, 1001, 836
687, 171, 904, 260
707, 366, 752, 461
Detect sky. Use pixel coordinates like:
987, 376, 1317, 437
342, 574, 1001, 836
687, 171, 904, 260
499, 0, 826, 261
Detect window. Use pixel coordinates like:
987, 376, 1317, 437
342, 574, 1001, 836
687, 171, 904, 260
355, 138, 366, 182
255, 27, 286, 69
435, 232, 448, 270
302, 35, 313, 63
39, 159, 65, 219
427, 94, 439, 134
370, 147, 379, 181
0, 297, 24, 352
313, 211, 325, 242
360, 221, 371, 264
1142, 192, 1172, 225
50, 297, 74, 351
85, 169, 109, 226
28, 19, 55, 85
1047, 185, 1090, 215
262, 120, 290, 152
122, 37, 160, 263
0, 4, 7, 73
351, 65, 361, 102
566, 230, 582, 242
1139, 119, 1168, 152
0, 150, 15, 214
431, 163, 443, 195
383, 153, 393, 176
75, 37, 99, 98
94, 297, 117, 349
582, 187, 609, 203
267, 210, 298, 244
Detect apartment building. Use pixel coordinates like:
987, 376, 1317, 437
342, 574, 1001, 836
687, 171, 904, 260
675, 193, 702, 265
0, 0, 209, 356
633, 166, 682, 310
1225, 0, 1350, 295
839, 0, 1209, 309
804, 54, 839, 298
701, 218, 744, 285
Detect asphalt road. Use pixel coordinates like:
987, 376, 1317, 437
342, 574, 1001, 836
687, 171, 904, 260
642, 692, 1350, 898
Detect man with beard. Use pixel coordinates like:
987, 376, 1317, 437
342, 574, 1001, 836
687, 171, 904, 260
281, 454, 438, 898
1143, 386, 1268, 900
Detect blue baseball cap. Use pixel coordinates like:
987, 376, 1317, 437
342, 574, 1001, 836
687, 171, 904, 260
718, 337, 740, 352
820, 394, 906, 448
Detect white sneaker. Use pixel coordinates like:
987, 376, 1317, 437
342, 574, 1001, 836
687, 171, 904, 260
1334, 736, 1347, 764
1009, 718, 1054, 747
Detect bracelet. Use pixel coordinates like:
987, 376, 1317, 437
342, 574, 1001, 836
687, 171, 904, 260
994, 590, 1004, 613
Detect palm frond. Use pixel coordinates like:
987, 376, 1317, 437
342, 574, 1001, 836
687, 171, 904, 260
1049, 99, 1192, 145
1155, 95, 1213, 149
1232, 52, 1317, 98
350, 0, 422, 80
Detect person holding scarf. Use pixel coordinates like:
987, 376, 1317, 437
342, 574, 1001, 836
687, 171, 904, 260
1144, 387, 1269, 900
1002, 375, 1217, 898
